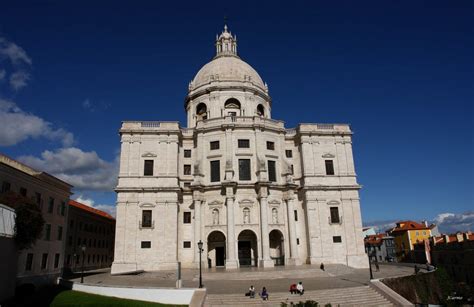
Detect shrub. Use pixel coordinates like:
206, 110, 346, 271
0, 191, 45, 250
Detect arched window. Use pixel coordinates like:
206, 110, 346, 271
224, 98, 241, 117
212, 209, 219, 225
196, 103, 207, 120
257, 104, 265, 117
243, 207, 250, 224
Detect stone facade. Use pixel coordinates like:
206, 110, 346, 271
111, 26, 368, 274
0, 153, 72, 287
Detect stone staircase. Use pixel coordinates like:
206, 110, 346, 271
204, 285, 393, 306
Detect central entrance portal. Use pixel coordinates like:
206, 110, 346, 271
207, 231, 226, 268
237, 230, 258, 267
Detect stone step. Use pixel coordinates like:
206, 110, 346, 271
204, 286, 393, 307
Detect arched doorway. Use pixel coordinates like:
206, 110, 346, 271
238, 230, 258, 267
269, 229, 285, 266
224, 98, 241, 117
207, 231, 226, 268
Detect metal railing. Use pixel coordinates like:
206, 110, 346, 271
139, 220, 155, 229
328, 216, 343, 225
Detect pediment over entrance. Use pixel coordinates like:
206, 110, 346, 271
238, 198, 255, 207
208, 200, 224, 208
141, 152, 157, 157
322, 153, 335, 158
268, 199, 281, 206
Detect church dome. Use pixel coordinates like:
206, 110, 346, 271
192, 56, 265, 90
189, 25, 267, 93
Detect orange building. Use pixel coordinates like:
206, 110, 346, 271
389, 220, 433, 261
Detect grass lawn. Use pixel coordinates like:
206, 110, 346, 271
50, 290, 186, 307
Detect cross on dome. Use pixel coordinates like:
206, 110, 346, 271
215, 24, 237, 58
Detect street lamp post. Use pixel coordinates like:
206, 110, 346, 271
81, 245, 86, 283
197, 240, 203, 288
368, 247, 374, 280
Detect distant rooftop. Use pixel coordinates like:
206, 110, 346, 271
69, 199, 115, 220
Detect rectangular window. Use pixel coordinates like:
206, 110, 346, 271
268, 160, 276, 182
60, 201, 66, 216
57, 226, 63, 240
294, 210, 298, 221
290, 164, 294, 174
48, 197, 54, 213
54, 253, 60, 268
210, 160, 220, 182
184, 164, 192, 175
25, 253, 33, 271
266, 141, 275, 150
238, 159, 251, 181
184, 149, 192, 158
183, 212, 191, 224
330, 207, 340, 224
296, 238, 300, 245
20, 187, 27, 197
325, 160, 335, 175
210, 141, 220, 150
183, 241, 191, 248
142, 210, 152, 228
35, 192, 42, 207
238, 139, 250, 148
141, 241, 151, 248
285, 150, 293, 158
45, 224, 51, 240
144, 160, 154, 176
1, 181, 11, 193
41, 253, 48, 269
333, 236, 342, 243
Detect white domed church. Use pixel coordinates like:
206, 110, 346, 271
111, 25, 368, 274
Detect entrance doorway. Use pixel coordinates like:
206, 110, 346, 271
237, 230, 258, 267
269, 229, 285, 266
207, 231, 226, 268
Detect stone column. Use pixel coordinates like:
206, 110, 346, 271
193, 198, 202, 266
225, 195, 238, 268
259, 193, 274, 267
286, 196, 300, 265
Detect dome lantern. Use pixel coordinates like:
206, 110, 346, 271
215, 24, 238, 58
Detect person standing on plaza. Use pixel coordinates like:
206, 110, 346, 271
296, 282, 304, 295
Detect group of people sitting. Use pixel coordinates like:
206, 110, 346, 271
246, 282, 304, 301
289, 282, 304, 295
247, 286, 268, 300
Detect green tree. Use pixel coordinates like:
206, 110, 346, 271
0, 191, 45, 250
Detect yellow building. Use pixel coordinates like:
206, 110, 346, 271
389, 221, 432, 261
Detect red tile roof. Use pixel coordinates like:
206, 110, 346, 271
365, 234, 385, 245
390, 220, 430, 233
69, 200, 115, 220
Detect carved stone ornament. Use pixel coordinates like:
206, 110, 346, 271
141, 152, 157, 158
327, 200, 340, 206
139, 202, 156, 208
208, 200, 224, 208
239, 199, 254, 207
322, 153, 335, 158
268, 199, 281, 206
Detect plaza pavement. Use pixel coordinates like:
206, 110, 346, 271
70, 263, 418, 295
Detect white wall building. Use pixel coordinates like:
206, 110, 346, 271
112, 25, 368, 274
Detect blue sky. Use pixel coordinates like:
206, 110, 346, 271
0, 1, 472, 233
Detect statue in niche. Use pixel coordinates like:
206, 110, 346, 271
243, 207, 250, 224
212, 209, 219, 225
272, 208, 278, 224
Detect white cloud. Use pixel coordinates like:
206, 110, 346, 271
9, 70, 30, 90
73, 195, 116, 217
0, 99, 74, 146
18, 147, 119, 192
0, 37, 32, 90
0, 37, 32, 66
432, 212, 474, 234
364, 211, 474, 235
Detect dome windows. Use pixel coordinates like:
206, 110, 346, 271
224, 98, 241, 117
196, 103, 208, 121
257, 104, 265, 117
